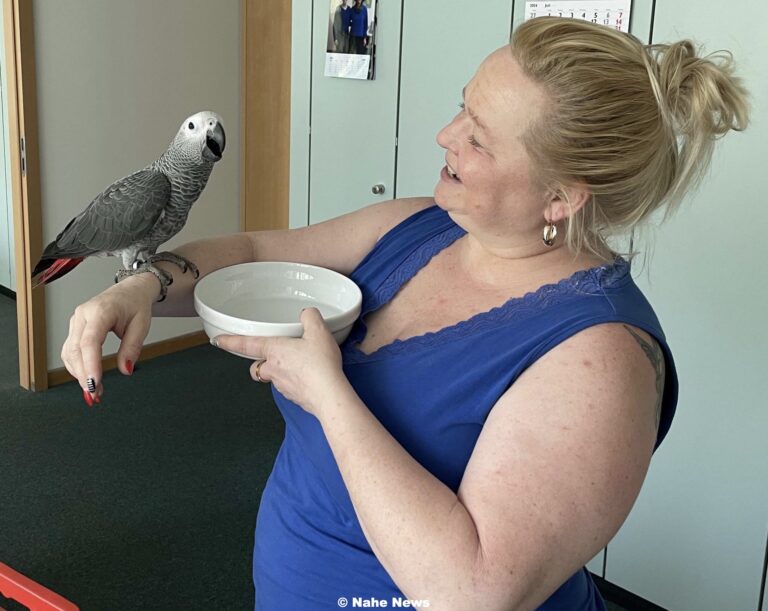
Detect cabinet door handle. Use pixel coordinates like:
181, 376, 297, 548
372, 184, 385, 195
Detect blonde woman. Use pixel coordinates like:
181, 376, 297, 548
62, 18, 748, 611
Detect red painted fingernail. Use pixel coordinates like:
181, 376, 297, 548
126, 360, 134, 375
83, 389, 94, 408
94, 393, 101, 405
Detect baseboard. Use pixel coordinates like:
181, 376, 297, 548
0, 285, 16, 300
47, 330, 210, 387
591, 574, 668, 611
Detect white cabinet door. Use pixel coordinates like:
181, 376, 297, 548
308, 0, 403, 224
602, 1, 768, 610
395, 0, 513, 199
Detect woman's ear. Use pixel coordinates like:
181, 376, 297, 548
545, 182, 591, 223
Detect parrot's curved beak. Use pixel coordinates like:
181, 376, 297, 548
203, 122, 226, 162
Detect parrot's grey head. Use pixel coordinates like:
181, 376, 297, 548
170, 111, 226, 164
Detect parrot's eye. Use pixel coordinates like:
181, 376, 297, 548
187, 122, 195, 130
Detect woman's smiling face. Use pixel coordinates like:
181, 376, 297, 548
434, 46, 553, 249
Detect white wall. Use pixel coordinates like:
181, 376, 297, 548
33, 0, 241, 370
0, 4, 16, 292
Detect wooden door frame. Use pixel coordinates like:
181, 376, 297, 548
3, 0, 46, 391
3, 0, 293, 392
242, 0, 292, 232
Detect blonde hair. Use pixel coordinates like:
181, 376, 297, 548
510, 17, 750, 261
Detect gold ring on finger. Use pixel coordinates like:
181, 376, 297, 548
254, 359, 268, 383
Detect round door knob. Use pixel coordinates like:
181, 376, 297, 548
372, 184, 385, 195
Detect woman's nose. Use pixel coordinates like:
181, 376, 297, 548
436, 114, 461, 150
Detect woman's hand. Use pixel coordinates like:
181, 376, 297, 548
213, 308, 350, 418
61, 274, 157, 405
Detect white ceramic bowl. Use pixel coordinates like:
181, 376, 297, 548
194, 261, 362, 358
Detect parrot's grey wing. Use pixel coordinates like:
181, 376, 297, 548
43, 170, 171, 258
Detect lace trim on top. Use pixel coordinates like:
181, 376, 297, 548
373, 226, 465, 312
343, 224, 630, 362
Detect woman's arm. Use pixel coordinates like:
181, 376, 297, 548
131, 196, 436, 316
316, 323, 662, 610
123, 233, 255, 317
62, 197, 434, 400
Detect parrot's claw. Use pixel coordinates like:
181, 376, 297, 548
115, 253, 192, 302
114, 263, 173, 302
115, 268, 133, 283
146, 252, 199, 278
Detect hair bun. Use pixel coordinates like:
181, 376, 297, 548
645, 40, 749, 137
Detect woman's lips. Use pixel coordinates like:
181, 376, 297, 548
440, 165, 462, 183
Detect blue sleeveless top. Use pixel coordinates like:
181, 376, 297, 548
253, 205, 678, 610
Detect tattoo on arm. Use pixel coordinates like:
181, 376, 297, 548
623, 325, 666, 430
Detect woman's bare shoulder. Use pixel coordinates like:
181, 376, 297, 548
369, 197, 437, 241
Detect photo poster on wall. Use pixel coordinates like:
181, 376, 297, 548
524, 0, 632, 33
325, 0, 378, 80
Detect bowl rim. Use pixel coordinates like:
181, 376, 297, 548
193, 261, 363, 331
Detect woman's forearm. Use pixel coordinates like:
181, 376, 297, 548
318, 383, 485, 608
119, 233, 255, 317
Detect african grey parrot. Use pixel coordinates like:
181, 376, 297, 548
31, 110, 226, 301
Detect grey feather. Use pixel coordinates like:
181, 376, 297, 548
40, 170, 171, 258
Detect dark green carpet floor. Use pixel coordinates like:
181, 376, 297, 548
0, 293, 284, 610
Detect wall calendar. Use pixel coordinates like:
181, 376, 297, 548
524, 1, 632, 33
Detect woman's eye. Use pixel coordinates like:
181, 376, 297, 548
467, 135, 482, 148
458, 104, 482, 148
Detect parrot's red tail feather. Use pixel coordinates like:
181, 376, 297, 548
32, 257, 85, 287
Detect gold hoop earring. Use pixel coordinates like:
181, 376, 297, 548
542, 220, 557, 247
